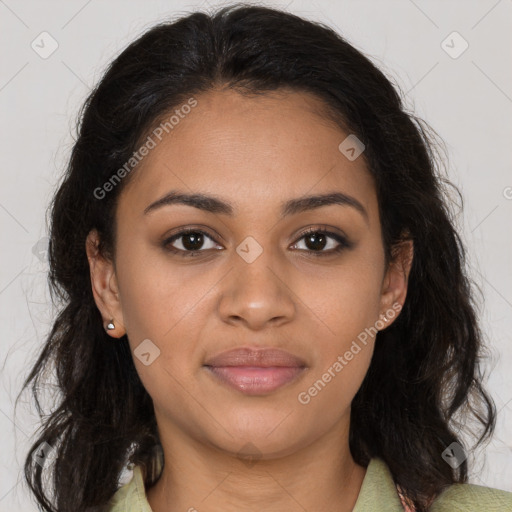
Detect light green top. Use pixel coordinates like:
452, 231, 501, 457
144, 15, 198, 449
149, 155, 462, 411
107, 456, 512, 511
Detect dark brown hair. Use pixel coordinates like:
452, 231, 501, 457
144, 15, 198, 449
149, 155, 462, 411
20, 4, 495, 511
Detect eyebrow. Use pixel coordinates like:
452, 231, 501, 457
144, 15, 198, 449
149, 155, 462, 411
143, 190, 369, 224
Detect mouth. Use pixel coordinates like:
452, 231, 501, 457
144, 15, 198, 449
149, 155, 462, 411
204, 366, 307, 395
203, 347, 307, 396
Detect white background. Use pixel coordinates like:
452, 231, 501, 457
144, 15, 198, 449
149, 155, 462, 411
1, 0, 511, 510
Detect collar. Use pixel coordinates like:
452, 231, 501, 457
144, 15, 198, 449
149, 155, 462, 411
108, 456, 406, 511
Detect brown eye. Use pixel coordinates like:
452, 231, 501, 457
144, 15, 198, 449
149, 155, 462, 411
291, 228, 353, 256
163, 229, 222, 256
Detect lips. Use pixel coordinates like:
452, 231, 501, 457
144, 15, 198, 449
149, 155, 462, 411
204, 347, 306, 368
203, 347, 307, 395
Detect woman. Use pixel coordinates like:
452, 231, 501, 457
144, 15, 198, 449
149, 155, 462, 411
22, 4, 512, 511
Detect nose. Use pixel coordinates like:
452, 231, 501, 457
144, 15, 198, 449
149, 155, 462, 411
217, 247, 296, 330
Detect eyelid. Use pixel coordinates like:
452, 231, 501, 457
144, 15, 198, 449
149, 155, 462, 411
162, 225, 223, 243
292, 224, 349, 243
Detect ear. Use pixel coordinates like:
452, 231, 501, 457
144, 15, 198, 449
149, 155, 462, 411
378, 238, 414, 329
85, 229, 126, 338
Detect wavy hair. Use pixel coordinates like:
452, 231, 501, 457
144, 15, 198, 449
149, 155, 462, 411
20, 4, 495, 511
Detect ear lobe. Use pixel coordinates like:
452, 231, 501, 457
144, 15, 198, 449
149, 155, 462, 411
85, 229, 126, 337
379, 239, 414, 325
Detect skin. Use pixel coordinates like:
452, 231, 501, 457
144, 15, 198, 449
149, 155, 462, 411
86, 88, 413, 512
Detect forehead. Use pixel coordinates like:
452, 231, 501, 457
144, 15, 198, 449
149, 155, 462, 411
117, 88, 377, 223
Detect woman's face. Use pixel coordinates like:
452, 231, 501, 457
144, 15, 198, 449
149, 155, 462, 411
87, 88, 411, 460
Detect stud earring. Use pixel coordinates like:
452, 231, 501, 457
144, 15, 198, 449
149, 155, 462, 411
106, 319, 115, 331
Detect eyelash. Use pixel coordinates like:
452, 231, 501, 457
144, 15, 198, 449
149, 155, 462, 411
162, 227, 353, 258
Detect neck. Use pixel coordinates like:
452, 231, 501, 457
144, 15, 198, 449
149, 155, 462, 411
147, 422, 366, 512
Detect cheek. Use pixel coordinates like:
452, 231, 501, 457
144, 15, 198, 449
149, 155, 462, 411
114, 248, 219, 387
296, 326, 375, 420
298, 249, 383, 397
301, 253, 384, 345
115, 246, 214, 341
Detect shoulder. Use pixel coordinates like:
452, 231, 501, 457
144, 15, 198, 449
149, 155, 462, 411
429, 482, 512, 512
362, 458, 512, 512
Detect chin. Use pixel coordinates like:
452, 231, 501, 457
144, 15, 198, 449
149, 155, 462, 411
202, 417, 310, 461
